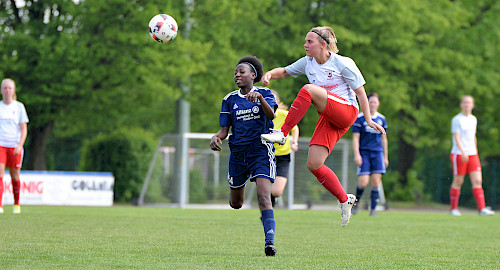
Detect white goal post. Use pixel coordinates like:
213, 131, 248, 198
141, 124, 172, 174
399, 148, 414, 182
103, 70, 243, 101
138, 132, 386, 210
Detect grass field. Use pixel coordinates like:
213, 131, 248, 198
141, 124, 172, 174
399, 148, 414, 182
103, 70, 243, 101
0, 206, 498, 269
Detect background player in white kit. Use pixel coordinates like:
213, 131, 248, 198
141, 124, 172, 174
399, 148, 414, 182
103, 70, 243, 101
449, 95, 494, 216
0, 78, 29, 214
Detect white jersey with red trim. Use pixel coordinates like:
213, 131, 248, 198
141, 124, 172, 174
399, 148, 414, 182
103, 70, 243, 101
285, 53, 365, 109
0, 100, 29, 148
451, 112, 477, 155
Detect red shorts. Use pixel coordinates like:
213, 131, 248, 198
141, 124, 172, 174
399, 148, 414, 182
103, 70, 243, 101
450, 154, 481, 175
0, 146, 24, 169
310, 93, 359, 153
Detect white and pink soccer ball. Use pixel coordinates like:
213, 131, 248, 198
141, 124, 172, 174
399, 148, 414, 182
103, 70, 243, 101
148, 14, 178, 43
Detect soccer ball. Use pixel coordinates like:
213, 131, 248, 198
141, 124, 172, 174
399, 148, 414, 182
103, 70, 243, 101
148, 14, 178, 43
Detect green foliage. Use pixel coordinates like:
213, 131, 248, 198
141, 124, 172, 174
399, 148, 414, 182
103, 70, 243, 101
386, 169, 430, 202
1, 0, 499, 202
79, 128, 155, 202
188, 170, 207, 203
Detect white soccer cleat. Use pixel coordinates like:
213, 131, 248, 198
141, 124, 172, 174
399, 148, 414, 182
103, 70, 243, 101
479, 208, 495, 216
450, 209, 461, 216
0, 207, 4, 214
261, 129, 286, 145
13, 205, 21, 214
340, 194, 356, 227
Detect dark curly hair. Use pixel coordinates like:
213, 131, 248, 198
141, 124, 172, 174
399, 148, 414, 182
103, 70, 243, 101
237, 56, 264, 83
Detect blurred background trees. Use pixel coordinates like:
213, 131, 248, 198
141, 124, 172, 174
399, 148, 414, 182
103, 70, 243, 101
0, 0, 498, 204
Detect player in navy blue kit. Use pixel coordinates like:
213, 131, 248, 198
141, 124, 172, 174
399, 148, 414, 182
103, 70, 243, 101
351, 93, 388, 216
210, 56, 278, 256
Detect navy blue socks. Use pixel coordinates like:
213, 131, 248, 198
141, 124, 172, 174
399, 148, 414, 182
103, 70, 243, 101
370, 188, 380, 210
355, 185, 364, 201
261, 209, 276, 245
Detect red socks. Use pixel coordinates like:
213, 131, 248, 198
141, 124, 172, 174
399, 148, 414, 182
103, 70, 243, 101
472, 187, 486, 211
311, 165, 348, 203
0, 178, 21, 207
0, 177, 3, 207
449, 188, 460, 210
451, 187, 486, 211
281, 88, 312, 135
12, 180, 20, 205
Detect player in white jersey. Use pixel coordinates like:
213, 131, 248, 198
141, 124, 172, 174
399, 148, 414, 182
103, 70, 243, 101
261, 26, 385, 227
449, 95, 494, 216
0, 78, 29, 214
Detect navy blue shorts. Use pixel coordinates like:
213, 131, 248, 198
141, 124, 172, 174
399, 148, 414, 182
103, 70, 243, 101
357, 150, 386, 176
228, 140, 276, 190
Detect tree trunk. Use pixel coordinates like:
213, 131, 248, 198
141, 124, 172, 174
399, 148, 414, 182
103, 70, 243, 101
26, 121, 55, 170
397, 135, 416, 186
397, 110, 417, 186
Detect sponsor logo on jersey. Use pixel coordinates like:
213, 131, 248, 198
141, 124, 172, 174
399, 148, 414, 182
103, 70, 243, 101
235, 106, 261, 121
323, 84, 339, 90
236, 108, 252, 115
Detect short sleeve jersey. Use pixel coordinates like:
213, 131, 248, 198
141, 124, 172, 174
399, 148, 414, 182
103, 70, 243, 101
285, 53, 365, 109
451, 113, 477, 155
0, 100, 29, 148
352, 112, 387, 151
272, 108, 298, 156
219, 87, 277, 145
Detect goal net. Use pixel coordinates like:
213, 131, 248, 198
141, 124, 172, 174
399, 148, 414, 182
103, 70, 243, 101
138, 133, 386, 210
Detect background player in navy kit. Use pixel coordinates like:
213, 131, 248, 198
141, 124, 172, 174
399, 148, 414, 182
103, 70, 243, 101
210, 56, 279, 256
351, 93, 388, 217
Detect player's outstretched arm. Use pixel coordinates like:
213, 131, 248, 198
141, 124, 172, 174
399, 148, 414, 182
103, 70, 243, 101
262, 68, 290, 86
354, 86, 385, 134
382, 134, 389, 168
352, 132, 362, 167
210, 127, 229, 151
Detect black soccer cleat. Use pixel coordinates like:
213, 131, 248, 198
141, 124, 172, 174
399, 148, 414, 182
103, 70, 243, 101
265, 243, 277, 256
271, 195, 276, 208
352, 198, 359, 215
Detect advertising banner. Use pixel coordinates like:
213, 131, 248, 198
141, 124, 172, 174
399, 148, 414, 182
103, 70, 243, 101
1, 171, 114, 206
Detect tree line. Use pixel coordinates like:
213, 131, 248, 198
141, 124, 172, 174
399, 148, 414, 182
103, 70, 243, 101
1, 0, 499, 199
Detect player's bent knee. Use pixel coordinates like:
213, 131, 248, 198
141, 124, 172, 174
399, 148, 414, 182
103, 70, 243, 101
302, 83, 320, 91
302, 84, 314, 91
303, 83, 326, 95
273, 190, 283, 197
307, 162, 322, 172
230, 201, 243, 209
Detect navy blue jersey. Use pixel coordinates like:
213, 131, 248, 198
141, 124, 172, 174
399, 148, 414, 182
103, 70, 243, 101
219, 87, 277, 145
352, 112, 387, 151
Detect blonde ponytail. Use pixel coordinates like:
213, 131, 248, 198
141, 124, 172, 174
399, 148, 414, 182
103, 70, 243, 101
310, 26, 339, 53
